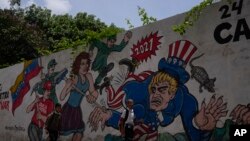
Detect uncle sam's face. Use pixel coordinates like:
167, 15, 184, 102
149, 81, 175, 111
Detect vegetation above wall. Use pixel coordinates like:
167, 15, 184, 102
125, 0, 232, 35
0, 0, 123, 69
0, 0, 232, 69
173, 0, 232, 35
125, 6, 157, 29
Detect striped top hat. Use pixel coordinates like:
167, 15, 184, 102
158, 40, 197, 84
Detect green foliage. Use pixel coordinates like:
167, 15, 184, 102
0, 4, 122, 69
3, 0, 233, 68
172, 0, 213, 35
125, 18, 134, 29
172, 0, 232, 35
84, 25, 124, 43
24, 6, 122, 56
10, 0, 21, 7
0, 9, 46, 68
126, 6, 157, 29
138, 6, 157, 26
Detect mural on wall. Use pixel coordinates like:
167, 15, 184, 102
88, 31, 132, 88
130, 31, 163, 63
26, 81, 54, 141
33, 59, 68, 104
10, 59, 42, 115
88, 40, 228, 141
0, 0, 250, 141
0, 83, 10, 111
189, 53, 216, 93
214, 0, 249, 44
60, 52, 99, 141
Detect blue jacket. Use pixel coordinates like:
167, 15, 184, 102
106, 75, 211, 141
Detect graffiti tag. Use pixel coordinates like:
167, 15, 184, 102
5, 125, 25, 132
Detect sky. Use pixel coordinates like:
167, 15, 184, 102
0, 0, 204, 29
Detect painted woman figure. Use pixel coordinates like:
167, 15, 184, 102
60, 52, 98, 141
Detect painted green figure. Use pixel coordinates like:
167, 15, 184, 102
34, 59, 68, 104
89, 31, 132, 87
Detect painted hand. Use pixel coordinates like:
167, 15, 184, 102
230, 104, 250, 124
194, 95, 228, 131
86, 94, 97, 104
124, 31, 132, 42
88, 106, 112, 132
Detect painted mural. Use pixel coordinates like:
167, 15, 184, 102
0, 0, 250, 141
88, 40, 228, 141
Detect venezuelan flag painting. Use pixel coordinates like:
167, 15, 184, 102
10, 59, 42, 115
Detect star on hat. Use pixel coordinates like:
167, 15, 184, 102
158, 40, 197, 84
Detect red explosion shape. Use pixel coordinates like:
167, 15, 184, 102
131, 31, 163, 62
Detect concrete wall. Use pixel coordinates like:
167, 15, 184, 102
0, 0, 250, 140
